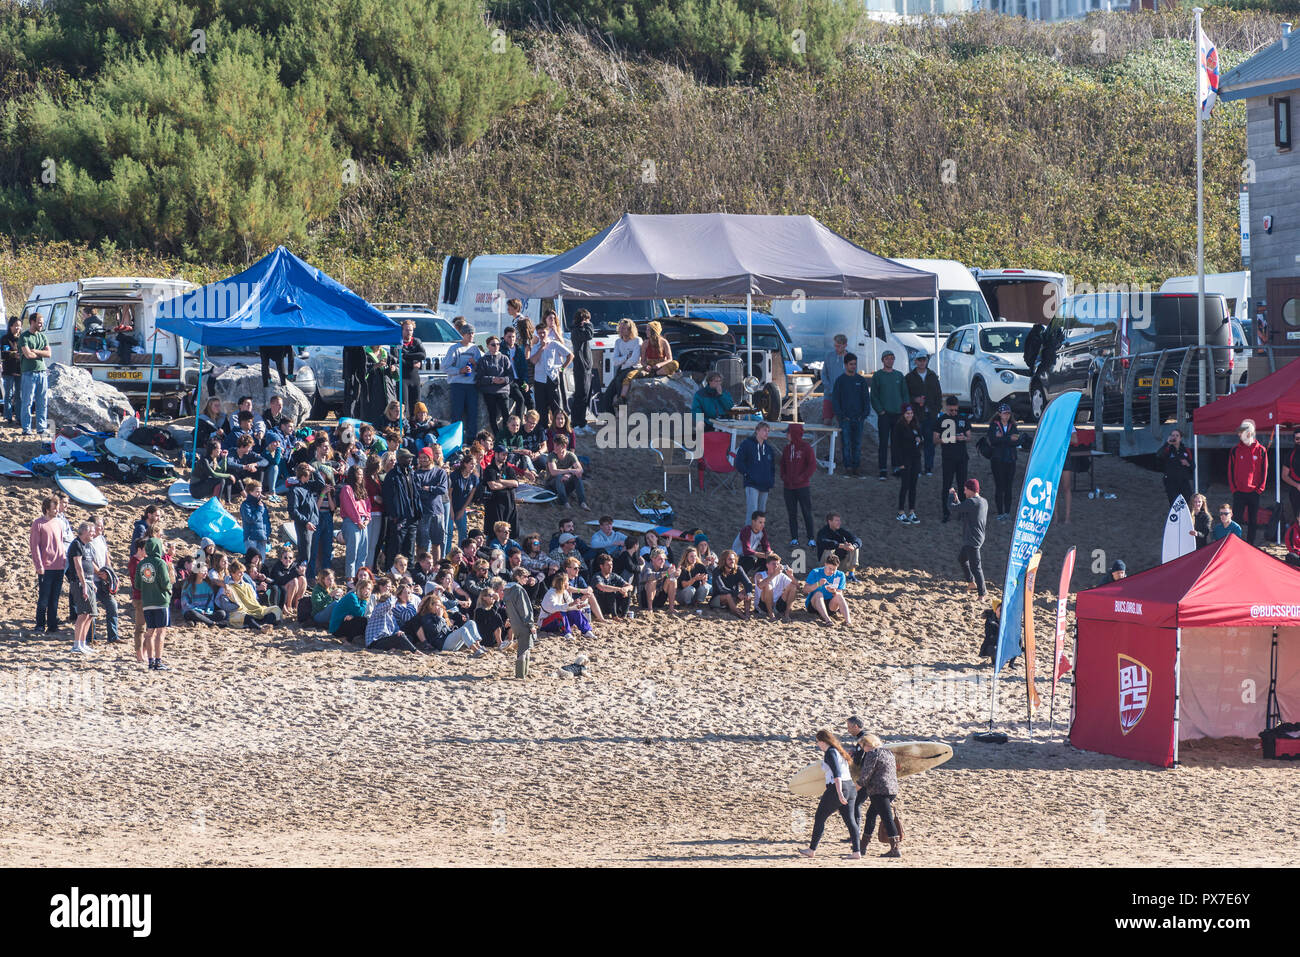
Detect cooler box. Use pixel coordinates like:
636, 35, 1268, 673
1259, 722, 1300, 760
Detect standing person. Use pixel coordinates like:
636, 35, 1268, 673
1282, 427, 1300, 525
258, 345, 292, 387
892, 405, 924, 524
870, 350, 907, 480
135, 538, 174, 671
570, 308, 596, 433
950, 478, 988, 598
339, 465, 372, 582
815, 512, 861, 583
500, 325, 529, 417
362, 345, 399, 425
475, 334, 514, 438
934, 394, 971, 523
988, 404, 1021, 521
904, 352, 942, 476
529, 321, 572, 424
313, 456, 339, 577
1228, 419, 1268, 545
288, 462, 322, 579
1190, 493, 1212, 549
398, 319, 426, 424
239, 480, 272, 559
603, 318, 642, 412
821, 334, 850, 425
1, 316, 21, 424
831, 353, 870, 475
30, 496, 65, 635
18, 310, 52, 436
88, 517, 120, 645
1158, 428, 1195, 507
413, 446, 448, 561
67, 522, 98, 656
856, 737, 902, 858
798, 729, 861, 860
734, 422, 775, 518
512, 314, 537, 414
448, 453, 479, 552
382, 448, 422, 565
779, 422, 817, 549
445, 322, 482, 433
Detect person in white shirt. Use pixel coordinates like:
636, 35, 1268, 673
601, 318, 643, 411
529, 321, 572, 423
753, 553, 798, 622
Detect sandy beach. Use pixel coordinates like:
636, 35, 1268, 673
1, 421, 1298, 868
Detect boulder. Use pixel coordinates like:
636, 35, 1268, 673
204, 363, 311, 428
46, 363, 134, 433
624, 374, 695, 417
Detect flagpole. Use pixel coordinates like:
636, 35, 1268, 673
1195, 6, 1208, 412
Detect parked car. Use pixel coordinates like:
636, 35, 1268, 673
941, 322, 1033, 421
1029, 291, 1233, 424
1230, 318, 1253, 390
1159, 271, 1252, 324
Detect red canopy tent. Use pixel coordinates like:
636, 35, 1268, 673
1070, 535, 1300, 767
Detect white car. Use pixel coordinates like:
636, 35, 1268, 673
941, 321, 1034, 422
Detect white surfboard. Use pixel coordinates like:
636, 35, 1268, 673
585, 518, 689, 540
281, 522, 298, 546
105, 437, 170, 467
167, 481, 205, 510
0, 455, 34, 478
788, 741, 955, 797
54, 435, 92, 461
517, 484, 558, 504
55, 472, 107, 508
1161, 494, 1195, 564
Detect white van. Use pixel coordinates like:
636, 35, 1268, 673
972, 268, 1068, 325
1159, 271, 1251, 323
22, 277, 194, 414
770, 258, 994, 379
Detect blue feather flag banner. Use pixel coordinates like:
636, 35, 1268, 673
995, 391, 1083, 673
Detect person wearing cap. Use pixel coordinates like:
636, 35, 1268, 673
987, 403, 1021, 521
1096, 559, 1127, 588
445, 321, 482, 433
831, 352, 871, 476
950, 478, 988, 598
413, 445, 450, 562
381, 447, 423, 565
934, 394, 971, 523
869, 350, 907, 480
549, 531, 587, 572
476, 334, 515, 438
904, 352, 943, 476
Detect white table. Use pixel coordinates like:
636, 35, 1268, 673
708, 418, 841, 475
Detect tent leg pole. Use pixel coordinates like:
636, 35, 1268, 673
1173, 627, 1182, 769
746, 294, 753, 407
144, 327, 159, 423
1276, 425, 1281, 545
1193, 432, 1199, 497
191, 348, 203, 469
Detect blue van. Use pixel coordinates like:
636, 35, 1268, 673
668, 305, 803, 375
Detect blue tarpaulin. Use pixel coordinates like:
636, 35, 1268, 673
153, 245, 401, 348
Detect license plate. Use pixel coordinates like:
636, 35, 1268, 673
105, 370, 144, 381
1137, 377, 1174, 388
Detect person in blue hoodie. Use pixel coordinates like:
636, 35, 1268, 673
239, 480, 273, 558
734, 421, 775, 519
288, 462, 323, 578
830, 353, 871, 476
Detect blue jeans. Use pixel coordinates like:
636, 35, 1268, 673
245, 538, 268, 560
920, 411, 936, 473
876, 411, 897, 474
840, 416, 863, 470
20, 370, 48, 433
262, 457, 281, 495
442, 500, 454, 554
342, 517, 369, 581
451, 510, 468, 551
37, 569, 63, 631
312, 601, 336, 627
296, 521, 317, 579
450, 383, 478, 434
553, 473, 587, 507
316, 511, 335, 577
96, 579, 119, 643
2, 373, 19, 421
417, 504, 446, 556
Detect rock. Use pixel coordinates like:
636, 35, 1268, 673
203, 363, 311, 429
46, 363, 135, 432
422, 379, 486, 425
624, 374, 696, 417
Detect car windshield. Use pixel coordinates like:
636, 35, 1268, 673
979, 327, 1029, 353
883, 291, 994, 334
404, 315, 459, 343
728, 327, 789, 359
566, 300, 668, 336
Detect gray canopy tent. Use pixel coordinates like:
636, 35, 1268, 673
497, 213, 940, 378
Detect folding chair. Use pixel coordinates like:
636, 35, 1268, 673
651, 439, 696, 494
697, 430, 738, 493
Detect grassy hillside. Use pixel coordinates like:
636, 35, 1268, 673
0, 8, 1285, 309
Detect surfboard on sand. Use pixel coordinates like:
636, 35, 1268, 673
55, 472, 107, 508
281, 522, 298, 546
0, 455, 34, 478
1162, 494, 1195, 564
105, 437, 170, 467
788, 742, 955, 797
517, 484, 558, 504
585, 519, 688, 540
54, 435, 98, 462
167, 481, 205, 510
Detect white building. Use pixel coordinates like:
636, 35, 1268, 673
864, 0, 1118, 20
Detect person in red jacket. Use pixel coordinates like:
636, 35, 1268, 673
779, 422, 818, 549
1228, 418, 1269, 546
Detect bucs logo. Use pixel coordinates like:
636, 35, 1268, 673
1118, 654, 1150, 735
139, 564, 157, 585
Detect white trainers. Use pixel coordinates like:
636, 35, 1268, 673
71, 643, 93, 655
896, 512, 907, 522
908, 512, 920, 524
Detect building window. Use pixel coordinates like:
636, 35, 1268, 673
1284, 298, 1300, 328
1277, 97, 1292, 151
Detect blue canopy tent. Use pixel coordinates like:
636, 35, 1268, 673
151, 246, 402, 463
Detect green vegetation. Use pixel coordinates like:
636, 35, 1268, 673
0, 4, 1288, 307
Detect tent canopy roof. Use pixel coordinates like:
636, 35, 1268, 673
497, 213, 939, 301
155, 245, 401, 348
1192, 358, 1300, 434
1076, 534, 1300, 629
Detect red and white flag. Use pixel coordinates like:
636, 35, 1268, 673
1198, 26, 1220, 121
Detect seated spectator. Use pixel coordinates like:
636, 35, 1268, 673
486, 520, 522, 559
473, 585, 511, 649
180, 567, 226, 627
311, 569, 344, 627
732, 511, 772, 574
637, 547, 678, 613
691, 371, 735, 426
549, 532, 588, 573
753, 553, 797, 622
805, 554, 852, 627
563, 556, 604, 624
412, 591, 485, 654
675, 545, 712, 608
613, 534, 644, 581
240, 480, 272, 559
539, 572, 594, 637
518, 409, 548, 469
710, 549, 753, 619
221, 560, 283, 630
815, 512, 862, 583
546, 434, 589, 509
638, 529, 675, 565
591, 553, 634, 622
590, 516, 627, 555
329, 577, 372, 642
363, 578, 426, 653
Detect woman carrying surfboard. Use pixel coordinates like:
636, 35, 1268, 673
799, 729, 862, 860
